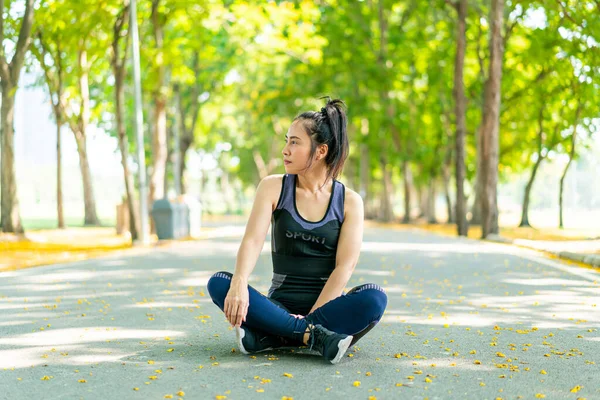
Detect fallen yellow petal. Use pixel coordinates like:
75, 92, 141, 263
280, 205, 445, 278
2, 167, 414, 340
540, 370, 547, 374
164, 395, 173, 399
133, 388, 139, 391
148, 360, 155, 365
78, 379, 87, 383
570, 386, 583, 393
177, 391, 185, 396
167, 348, 174, 352
283, 373, 293, 378
353, 381, 361, 387
535, 395, 545, 399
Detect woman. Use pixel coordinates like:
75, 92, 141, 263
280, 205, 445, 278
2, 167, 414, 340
207, 98, 387, 364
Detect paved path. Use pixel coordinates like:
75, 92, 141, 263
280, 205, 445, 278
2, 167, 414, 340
1, 226, 599, 399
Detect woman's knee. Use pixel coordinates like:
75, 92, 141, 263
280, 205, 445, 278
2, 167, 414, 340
348, 283, 388, 316
207, 271, 233, 300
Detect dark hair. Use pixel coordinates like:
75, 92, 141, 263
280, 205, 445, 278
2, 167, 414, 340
294, 97, 349, 185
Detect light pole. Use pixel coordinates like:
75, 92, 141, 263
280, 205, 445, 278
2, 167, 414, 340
130, 0, 150, 245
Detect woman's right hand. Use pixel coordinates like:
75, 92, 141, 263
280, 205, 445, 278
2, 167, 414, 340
224, 279, 249, 328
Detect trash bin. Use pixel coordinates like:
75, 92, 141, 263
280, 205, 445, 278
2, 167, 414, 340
151, 198, 190, 240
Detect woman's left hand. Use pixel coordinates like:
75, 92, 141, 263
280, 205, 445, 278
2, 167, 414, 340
290, 314, 304, 319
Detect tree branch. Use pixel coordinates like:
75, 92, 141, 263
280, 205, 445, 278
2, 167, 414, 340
554, 0, 578, 25
189, 53, 201, 136
503, 5, 524, 47
113, 4, 130, 71
33, 32, 59, 110
398, 0, 417, 29
0, 0, 7, 80
476, 16, 486, 84
503, 68, 549, 106
9, 0, 35, 83
444, 0, 458, 11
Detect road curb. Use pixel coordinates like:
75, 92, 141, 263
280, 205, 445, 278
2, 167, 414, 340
486, 234, 600, 269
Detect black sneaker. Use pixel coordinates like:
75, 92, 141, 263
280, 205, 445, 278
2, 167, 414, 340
307, 324, 353, 364
235, 326, 291, 355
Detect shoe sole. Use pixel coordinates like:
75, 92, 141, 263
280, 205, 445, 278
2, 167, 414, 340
235, 326, 274, 355
235, 327, 250, 355
330, 335, 353, 364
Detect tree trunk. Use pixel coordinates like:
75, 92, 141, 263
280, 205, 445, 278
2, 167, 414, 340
56, 112, 65, 229
220, 171, 234, 214
111, 3, 139, 240
150, 96, 167, 201
559, 98, 582, 229
402, 161, 412, 223
379, 155, 394, 222
73, 49, 100, 226
470, 125, 483, 225
453, 0, 468, 235
0, 86, 23, 233
418, 185, 427, 219
164, 130, 172, 195
115, 71, 140, 240
360, 144, 371, 217
427, 179, 437, 224
0, 0, 34, 233
253, 150, 270, 180
559, 153, 573, 230
519, 154, 543, 227
480, 0, 505, 238
519, 106, 546, 228
73, 131, 99, 225
150, 0, 167, 202
441, 153, 454, 224
179, 132, 192, 195
177, 54, 201, 195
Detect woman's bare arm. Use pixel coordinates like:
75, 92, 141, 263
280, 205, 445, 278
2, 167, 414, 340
225, 175, 282, 327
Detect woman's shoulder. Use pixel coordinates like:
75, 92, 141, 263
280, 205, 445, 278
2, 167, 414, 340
257, 174, 286, 208
342, 186, 364, 218
259, 174, 286, 191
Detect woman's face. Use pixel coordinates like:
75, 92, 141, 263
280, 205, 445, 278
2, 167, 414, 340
282, 121, 313, 174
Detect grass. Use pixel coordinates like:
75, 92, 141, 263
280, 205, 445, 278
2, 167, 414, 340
412, 223, 600, 241
366, 219, 600, 249
1, 227, 133, 272
21, 217, 117, 231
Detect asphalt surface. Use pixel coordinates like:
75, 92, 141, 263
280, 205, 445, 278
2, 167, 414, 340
1, 225, 599, 400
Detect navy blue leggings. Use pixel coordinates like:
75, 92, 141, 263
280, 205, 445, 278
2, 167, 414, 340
207, 271, 387, 344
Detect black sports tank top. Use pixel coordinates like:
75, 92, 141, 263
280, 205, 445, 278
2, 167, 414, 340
268, 174, 345, 315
